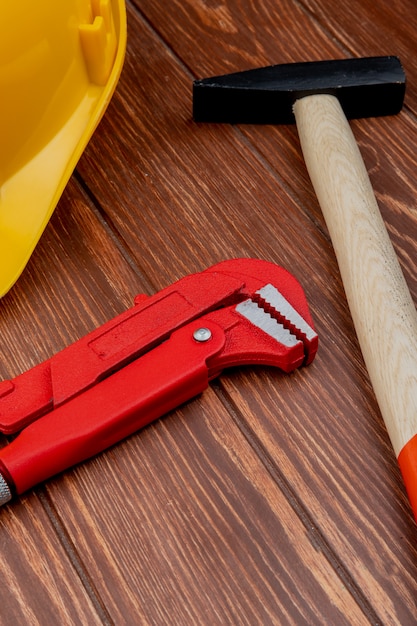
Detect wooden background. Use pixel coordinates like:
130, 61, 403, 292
1, 0, 417, 623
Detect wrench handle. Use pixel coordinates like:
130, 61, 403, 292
293, 94, 417, 519
0, 321, 224, 501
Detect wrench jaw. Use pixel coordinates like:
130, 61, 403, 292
251, 283, 318, 365
203, 282, 318, 378
206, 258, 315, 325
205, 259, 318, 369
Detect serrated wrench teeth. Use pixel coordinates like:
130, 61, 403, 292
258, 284, 317, 343
236, 283, 318, 354
235, 298, 300, 348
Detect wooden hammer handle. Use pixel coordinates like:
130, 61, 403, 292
293, 94, 417, 515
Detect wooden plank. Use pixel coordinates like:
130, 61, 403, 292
75, 7, 328, 284
44, 393, 372, 625
0, 489, 106, 625
225, 366, 417, 625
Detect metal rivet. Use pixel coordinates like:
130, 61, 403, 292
193, 327, 212, 342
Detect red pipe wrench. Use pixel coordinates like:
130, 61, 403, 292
0, 259, 318, 505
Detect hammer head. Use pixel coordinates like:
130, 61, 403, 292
193, 56, 405, 124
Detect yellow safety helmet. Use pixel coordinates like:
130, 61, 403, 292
0, 0, 127, 296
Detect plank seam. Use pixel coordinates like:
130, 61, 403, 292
213, 379, 384, 626
37, 489, 115, 626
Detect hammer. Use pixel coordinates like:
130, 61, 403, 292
192, 57, 417, 522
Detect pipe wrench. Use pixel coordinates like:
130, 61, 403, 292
0, 259, 318, 505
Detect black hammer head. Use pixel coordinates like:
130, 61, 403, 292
193, 56, 406, 124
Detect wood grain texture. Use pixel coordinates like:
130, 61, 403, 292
45, 396, 370, 624
0, 495, 108, 625
1, 0, 417, 624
